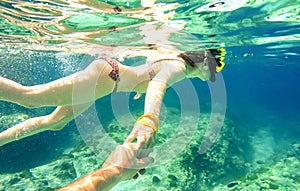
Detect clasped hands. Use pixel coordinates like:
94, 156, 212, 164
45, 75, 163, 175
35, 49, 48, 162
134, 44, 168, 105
56, 114, 159, 191
102, 120, 157, 181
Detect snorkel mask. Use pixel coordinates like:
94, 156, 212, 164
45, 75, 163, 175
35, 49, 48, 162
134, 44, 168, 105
207, 48, 226, 82
178, 48, 226, 82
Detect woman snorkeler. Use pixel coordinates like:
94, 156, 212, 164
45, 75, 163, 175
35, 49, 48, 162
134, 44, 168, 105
0, 45, 225, 148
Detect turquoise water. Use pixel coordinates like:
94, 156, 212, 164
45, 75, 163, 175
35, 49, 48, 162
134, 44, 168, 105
0, 0, 300, 190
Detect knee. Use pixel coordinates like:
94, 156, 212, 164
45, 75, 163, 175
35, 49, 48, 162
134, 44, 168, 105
50, 124, 65, 131
49, 118, 69, 131
44, 115, 68, 131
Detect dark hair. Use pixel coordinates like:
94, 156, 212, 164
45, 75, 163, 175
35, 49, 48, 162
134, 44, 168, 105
177, 52, 206, 67
177, 48, 225, 82
177, 50, 217, 82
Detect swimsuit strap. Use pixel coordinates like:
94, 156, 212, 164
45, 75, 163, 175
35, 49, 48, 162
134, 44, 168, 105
148, 62, 156, 80
96, 56, 120, 93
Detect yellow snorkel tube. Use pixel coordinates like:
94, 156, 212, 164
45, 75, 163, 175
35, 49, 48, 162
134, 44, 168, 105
215, 48, 226, 73
207, 47, 226, 82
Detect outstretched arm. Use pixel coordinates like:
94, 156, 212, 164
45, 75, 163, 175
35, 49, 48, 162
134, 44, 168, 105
0, 103, 91, 147
57, 143, 153, 191
125, 60, 186, 150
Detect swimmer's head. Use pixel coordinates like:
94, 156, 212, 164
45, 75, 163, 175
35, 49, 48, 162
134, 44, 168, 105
178, 48, 226, 82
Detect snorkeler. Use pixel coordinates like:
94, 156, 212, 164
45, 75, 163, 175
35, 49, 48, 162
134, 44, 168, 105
0, 45, 225, 148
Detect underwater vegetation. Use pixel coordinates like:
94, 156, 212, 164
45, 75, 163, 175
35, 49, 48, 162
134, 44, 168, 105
0, 104, 299, 191
0, 108, 251, 190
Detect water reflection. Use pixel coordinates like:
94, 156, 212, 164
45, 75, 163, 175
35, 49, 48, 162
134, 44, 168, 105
0, 0, 299, 54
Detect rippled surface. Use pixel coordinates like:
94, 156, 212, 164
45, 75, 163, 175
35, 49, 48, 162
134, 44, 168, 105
0, 0, 299, 56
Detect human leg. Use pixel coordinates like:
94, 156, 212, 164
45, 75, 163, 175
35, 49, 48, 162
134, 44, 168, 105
0, 59, 112, 107
0, 103, 91, 147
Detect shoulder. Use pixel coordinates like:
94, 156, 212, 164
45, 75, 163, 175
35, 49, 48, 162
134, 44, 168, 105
150, 59, 186, 85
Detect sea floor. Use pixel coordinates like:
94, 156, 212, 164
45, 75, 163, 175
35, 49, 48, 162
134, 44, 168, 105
0, 109, 299, 191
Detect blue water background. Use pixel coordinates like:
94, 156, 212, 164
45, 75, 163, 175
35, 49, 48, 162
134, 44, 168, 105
225, 46, 300, 139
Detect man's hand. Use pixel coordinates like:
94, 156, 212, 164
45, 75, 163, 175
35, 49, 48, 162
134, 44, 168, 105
102, 143, 154, 181
57, 143, 153, 191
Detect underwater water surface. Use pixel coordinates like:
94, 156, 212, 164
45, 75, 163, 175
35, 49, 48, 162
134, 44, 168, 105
0, 0, 300, 190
